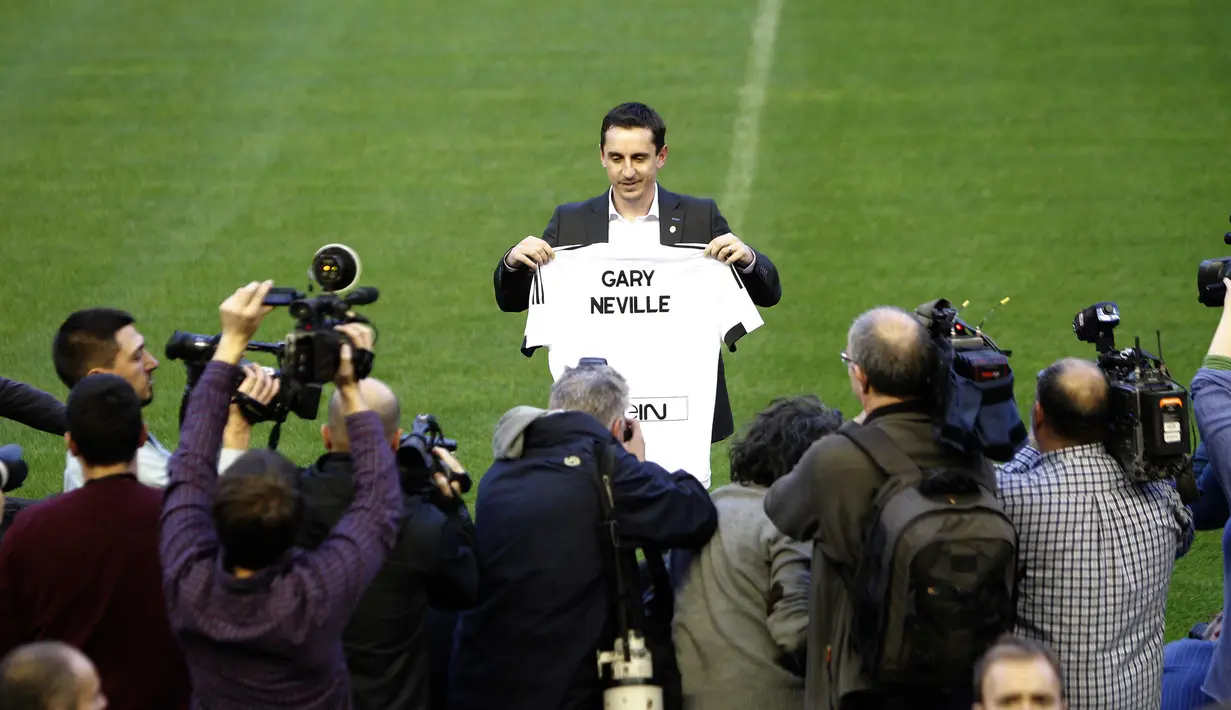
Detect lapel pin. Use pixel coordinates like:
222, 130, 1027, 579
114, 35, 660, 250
669, 225, 677, 234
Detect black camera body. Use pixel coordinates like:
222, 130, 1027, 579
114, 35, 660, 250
1196, 216, 1231, 307
165, 245, 377, 441
1072, 303, 1196, 497
397, 414, 472, 498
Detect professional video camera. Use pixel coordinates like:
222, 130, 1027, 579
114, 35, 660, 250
396, 414, 472, 498
914, 298, 1028, 461
1072, 303, 1197, 500
1197, 216, 1231, 307
165, 244, 379, 447
0, 445, 29, 493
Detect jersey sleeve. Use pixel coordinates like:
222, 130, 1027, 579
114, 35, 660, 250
521, 263, 559, 354
714, 262, 764, 351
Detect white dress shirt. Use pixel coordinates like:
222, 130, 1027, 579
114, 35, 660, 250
63, 430, 245, 491
607, 185, 662, 249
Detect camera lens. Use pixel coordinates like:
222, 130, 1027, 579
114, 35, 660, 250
310, 244, 360, 294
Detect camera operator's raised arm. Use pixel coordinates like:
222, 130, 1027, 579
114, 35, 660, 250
161, 281, 278, 574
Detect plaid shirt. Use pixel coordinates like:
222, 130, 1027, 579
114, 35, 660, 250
159, 361, 402, 709
997, 444, 1193, 710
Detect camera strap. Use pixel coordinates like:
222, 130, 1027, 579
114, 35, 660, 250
590, 441, 639, 660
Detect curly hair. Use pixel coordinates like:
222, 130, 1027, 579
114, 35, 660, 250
729, 395, 846, 487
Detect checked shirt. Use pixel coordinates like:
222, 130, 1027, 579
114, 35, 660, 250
997, 444, 1193, 710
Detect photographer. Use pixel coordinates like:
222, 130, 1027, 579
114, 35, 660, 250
997, 358, 1192, 710
764, 306, 998, 710
53, 308, 255, 491
1187, 276, 1231, 704
450, 363, 717, 710
159, 280, 402, 709
296, 377, 477, 710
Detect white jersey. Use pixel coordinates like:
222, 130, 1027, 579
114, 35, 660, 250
522, 242, 764, 487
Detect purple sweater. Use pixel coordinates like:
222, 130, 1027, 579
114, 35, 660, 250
159, 361, 402, 709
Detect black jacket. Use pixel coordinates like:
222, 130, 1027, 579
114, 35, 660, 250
297, 452, 478, 710
492, 186, 782, 442
449, 409, 718, 710
0, 376, 66, 435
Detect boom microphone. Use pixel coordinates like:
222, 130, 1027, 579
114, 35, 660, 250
344, 287, 380, 306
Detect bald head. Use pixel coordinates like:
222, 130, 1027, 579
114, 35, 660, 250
0, 642, 103, 710
846, 306, 936, 398
1037, 358, 1109, 444
326, 379, 401, 449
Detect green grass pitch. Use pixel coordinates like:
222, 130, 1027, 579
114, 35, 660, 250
1, 0, 1228, 641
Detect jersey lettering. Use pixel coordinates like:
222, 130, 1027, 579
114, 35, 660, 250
589, 295, 671, 315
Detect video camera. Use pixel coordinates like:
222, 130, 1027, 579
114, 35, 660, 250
1197, 216, 1231, 307
396, 414, 472, 501
914, 298, 1028, 461
1072, 302, 1197, 500
165, 245, 379, 446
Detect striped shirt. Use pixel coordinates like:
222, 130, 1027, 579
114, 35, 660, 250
159, 361, 402, 709
997, 444, 1193, 710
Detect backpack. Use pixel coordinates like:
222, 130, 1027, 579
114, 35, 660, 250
837, 425, 1019, 690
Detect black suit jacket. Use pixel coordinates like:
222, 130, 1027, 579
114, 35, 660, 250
493, 186, 782, 443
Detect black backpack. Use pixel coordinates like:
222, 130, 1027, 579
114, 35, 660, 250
837, 425, 1019, 690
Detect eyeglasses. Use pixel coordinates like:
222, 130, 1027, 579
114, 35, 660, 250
840, 351, 855, 367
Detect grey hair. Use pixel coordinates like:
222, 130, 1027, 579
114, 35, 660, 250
847, 306, 936, 398
549, 365, 630, 427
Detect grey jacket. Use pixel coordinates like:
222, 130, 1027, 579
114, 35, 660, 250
763, 403, 994, 710
673, 483, 810, 710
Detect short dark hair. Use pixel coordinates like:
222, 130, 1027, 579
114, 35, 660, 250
1037, 359, 1109, 444
847, 307, 937, 398
53, 308, 136, 388
66, 374, 143, 468
214, 450, 304, 571
973, 633, 1065, 701
601, 102, 667, 153
0, 642, 84, 710
730, 395, 845, 487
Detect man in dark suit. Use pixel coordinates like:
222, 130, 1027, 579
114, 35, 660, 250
493, 101, 782, 444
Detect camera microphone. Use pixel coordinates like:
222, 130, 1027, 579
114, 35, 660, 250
344, 286, 380, 306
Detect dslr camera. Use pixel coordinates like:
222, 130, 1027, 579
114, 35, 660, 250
1072, 303, 1197, 499
165, 245, 379, 437
396, 414, 472, 503
1197, 216, 1231, 307
914, 298, 1028, 461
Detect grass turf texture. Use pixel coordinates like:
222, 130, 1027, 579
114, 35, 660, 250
1, 0, 1228, 641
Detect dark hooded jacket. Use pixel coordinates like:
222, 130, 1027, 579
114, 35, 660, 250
297, 450, 478, 710
449, 407, 718, 710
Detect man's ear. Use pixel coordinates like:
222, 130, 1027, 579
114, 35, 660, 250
388, 427, 403, 453
608, 418, 625, 441
321, 425, 333, 451
1032, 401, 1046, 433
854, 365, 871, 395
64, 432, 77, 456
138, 423, 149, 449
656, 143, 668, 168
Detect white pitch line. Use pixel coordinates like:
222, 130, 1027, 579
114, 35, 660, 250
722, 0, 785, 230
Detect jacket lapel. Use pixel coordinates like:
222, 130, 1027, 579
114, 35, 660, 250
657, 186, 685, 245
584, 192, 609, 246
